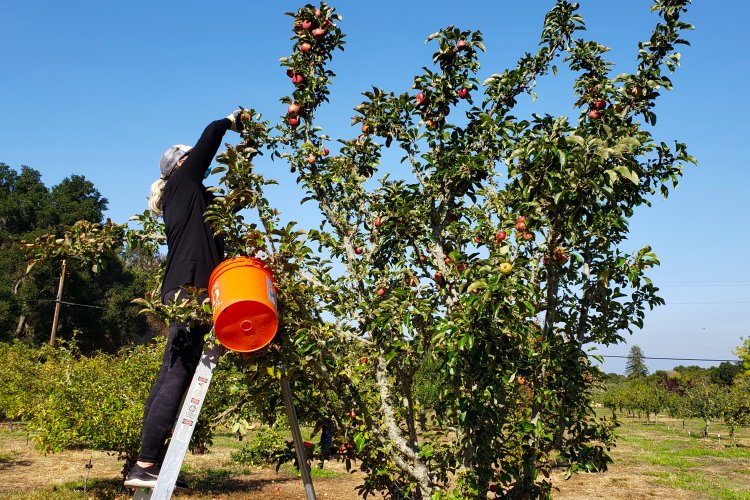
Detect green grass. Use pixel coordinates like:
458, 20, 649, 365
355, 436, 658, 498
609, 415, 750, 498
0, 450, 19, 464
0, 478, 126, 500
652, 470, 750, 500
277, 462, 343, 479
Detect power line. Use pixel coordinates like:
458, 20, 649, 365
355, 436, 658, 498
661, 284, 750, 288
26, 299, 106, 310
659, 280, 750, 284
664, 301, 750, 305
600, 355, 740, 363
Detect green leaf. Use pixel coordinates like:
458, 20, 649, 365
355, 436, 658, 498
353, 432, 365, 452
613, 166, 640, 185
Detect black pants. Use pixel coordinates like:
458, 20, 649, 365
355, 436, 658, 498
138, 291, 208, 463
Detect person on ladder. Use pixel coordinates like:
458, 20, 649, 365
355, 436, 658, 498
124, 110, 243, 489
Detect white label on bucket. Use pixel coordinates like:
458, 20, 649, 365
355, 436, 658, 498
267, 276, 277, 308
212, 282, 221, 309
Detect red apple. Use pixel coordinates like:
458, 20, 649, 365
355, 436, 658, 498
523, 232, 534, 241
434, 271, 443, 281
354, 246, 363, 255
457, 263, 468, 271
359, 357, 367, 364
315, 9, 322, 17
312, 27, 325, 38
517, 216, 526, 223
553, 247, 569, 264
322, 147, 330, 156
415, 92, 426, 105
361, 124, 370, 134
588, 109, 600, 120
425, 119, 437, 129
286, 68, 294, 77
457, 39, 467, 50
474, 236, 482, 244
515, 221, 527, 231
288, 103, 300, 116
376, 288, 386, 297
630, 86, 644, 98
594, 99, 607, 110
301, 20, 312, 30
408, 276, 417, 287
444, 257, 452, 265
373, 217, 382, 227
307, 154, 316, 164
419, 254, 427, 263
288, 117, 300, 128
496, 231, 507, 241
458, 88, 469, 99
300, 42, 312, 52
291, 74, 304, 84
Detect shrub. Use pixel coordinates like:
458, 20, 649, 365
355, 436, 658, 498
230, 425, 295, 468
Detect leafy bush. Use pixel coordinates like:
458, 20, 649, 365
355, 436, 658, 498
28, 340, 162, 471
0, 339, 258, 475
230, 426, 295, 468
0, 341, 53, 421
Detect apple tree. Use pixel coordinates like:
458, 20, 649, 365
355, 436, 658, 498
21, 219, 126, 346
734, 337, 750, 377
197, 1, 695, 498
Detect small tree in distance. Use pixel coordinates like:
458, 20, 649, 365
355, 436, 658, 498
626, 344, 649, 379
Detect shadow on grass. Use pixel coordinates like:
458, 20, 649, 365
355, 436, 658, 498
0, 450, 32, 470
60, 468, 304, 499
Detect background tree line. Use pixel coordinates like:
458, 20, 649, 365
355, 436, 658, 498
599, 344, 749, 440
0, 162, 162, 352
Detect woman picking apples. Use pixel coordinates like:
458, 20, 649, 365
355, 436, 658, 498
124, 110, 244, 489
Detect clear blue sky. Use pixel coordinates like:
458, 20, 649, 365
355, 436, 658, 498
1, 1, 747, 374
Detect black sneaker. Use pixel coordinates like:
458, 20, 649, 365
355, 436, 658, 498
124, 463, 159, 489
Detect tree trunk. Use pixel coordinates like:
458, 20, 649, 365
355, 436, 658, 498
399, 372, 418, 450
49, 259, 66, 346
375, 358, 434, 496
15, 314, 27, 337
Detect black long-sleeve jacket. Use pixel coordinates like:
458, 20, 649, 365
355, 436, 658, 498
160, 118, 230, 302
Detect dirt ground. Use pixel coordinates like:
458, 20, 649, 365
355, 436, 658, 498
0, 426, 719, 499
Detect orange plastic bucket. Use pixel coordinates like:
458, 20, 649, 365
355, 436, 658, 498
208, 256, 278, 353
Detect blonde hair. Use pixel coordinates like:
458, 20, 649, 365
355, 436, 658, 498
148, 178, 167, 217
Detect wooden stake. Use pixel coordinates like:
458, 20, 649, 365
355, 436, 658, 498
50, 259, 66, 346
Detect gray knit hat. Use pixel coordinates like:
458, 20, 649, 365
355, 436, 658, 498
160, 144, 192, 179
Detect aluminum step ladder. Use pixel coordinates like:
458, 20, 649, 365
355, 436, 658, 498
132, 341, 223, 500
131, 345, 316, 499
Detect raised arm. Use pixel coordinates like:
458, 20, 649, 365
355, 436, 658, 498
178, 118, 233, 182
